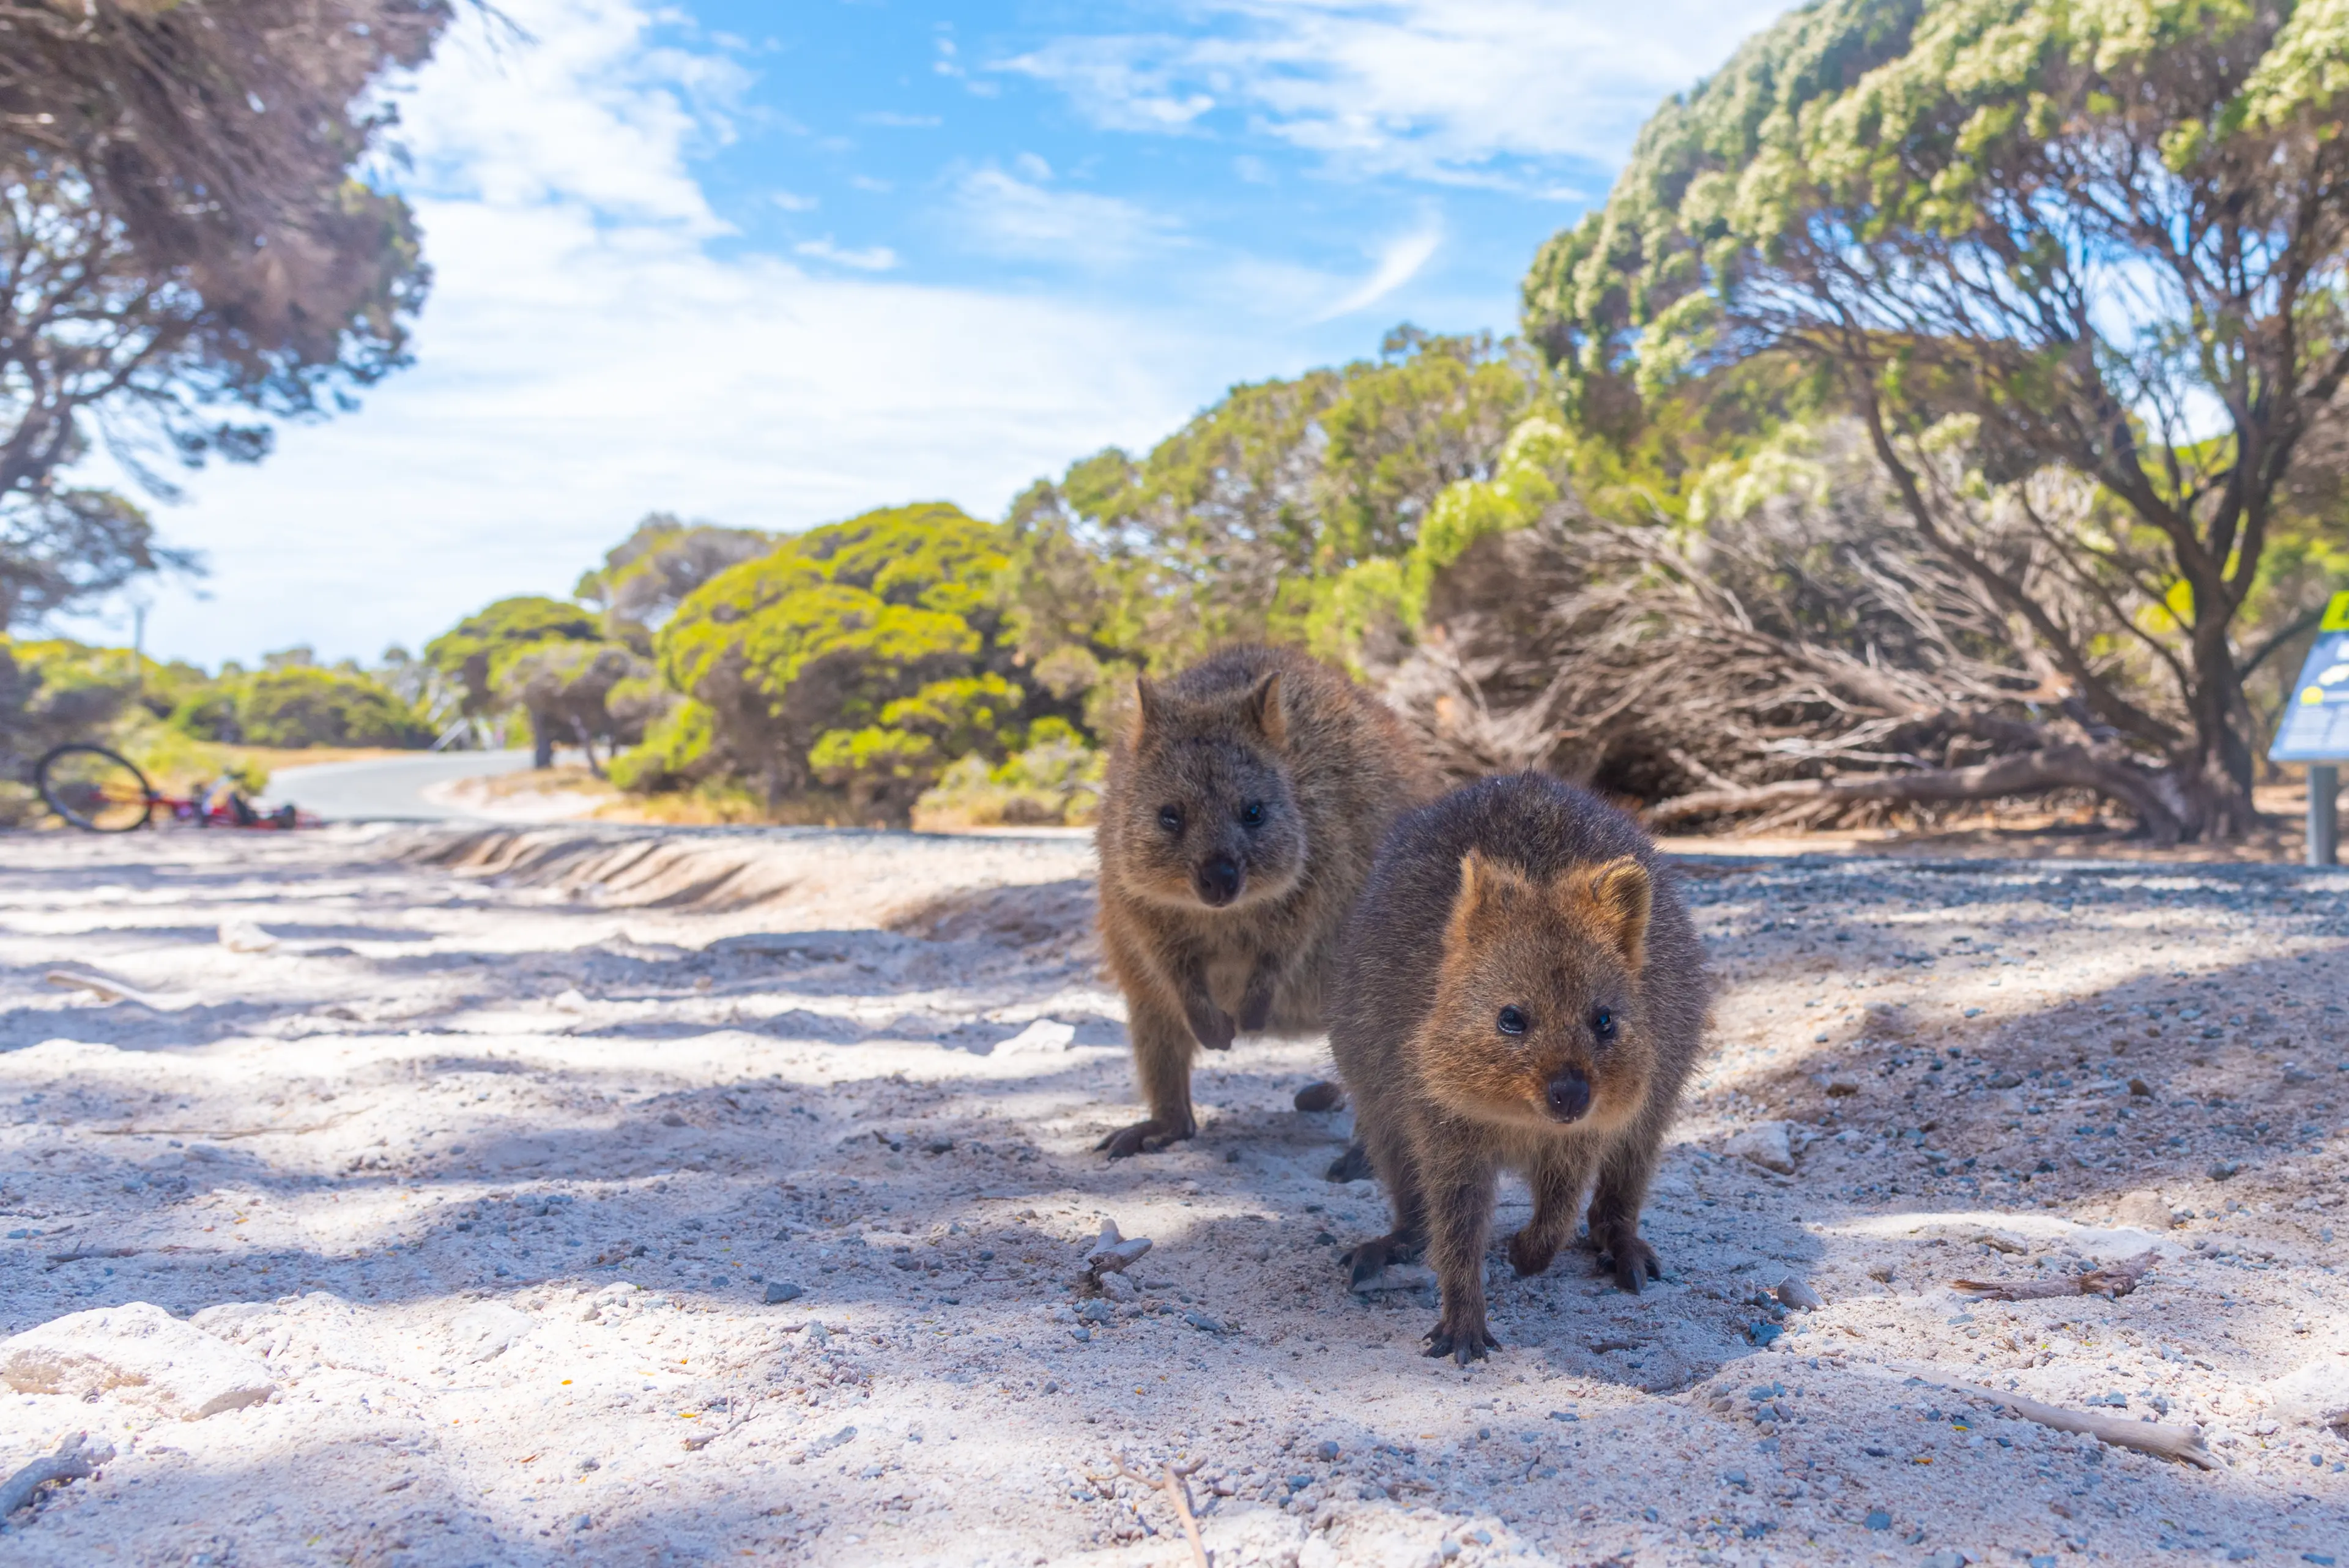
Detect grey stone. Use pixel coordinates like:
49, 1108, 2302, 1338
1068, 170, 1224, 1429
763, 1282, 804, 1304
1775, 1276, 1823, 1311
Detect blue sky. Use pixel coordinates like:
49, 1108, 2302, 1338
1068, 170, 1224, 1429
78, 0, 1787, 669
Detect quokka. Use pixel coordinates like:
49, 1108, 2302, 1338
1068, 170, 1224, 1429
1330, 771, 1709, 1361
1093, 645, 1438, 1158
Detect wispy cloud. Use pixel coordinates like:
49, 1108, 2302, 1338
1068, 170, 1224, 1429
1002, 1, 1787, 183
1315, 221, 1443, 321
952, 163, 1179, 267
795, 236, 900, 271
858, 110, 942, 128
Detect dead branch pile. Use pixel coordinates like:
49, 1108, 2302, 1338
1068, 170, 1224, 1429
1379, 422, 2202, 836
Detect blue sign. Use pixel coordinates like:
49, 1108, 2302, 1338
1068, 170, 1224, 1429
2271, 592, 2349, 763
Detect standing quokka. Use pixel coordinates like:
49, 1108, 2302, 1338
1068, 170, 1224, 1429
1330, 771, 1708, 1362
1094, 645, 1438, 1159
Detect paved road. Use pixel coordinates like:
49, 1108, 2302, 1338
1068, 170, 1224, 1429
269, 750, 536, 822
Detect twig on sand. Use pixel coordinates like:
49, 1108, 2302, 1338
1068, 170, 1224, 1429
44, 1247, 139, 1269
1100, 1452, 1209, 1568
1, 1432, 115, 1517
1966, 1385, 2218, 1470
1951, 1248, 2158, 1301
43, 970, 179, 1011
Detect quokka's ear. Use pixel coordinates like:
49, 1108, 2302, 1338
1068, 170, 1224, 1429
1562, 856, 1651, 972
1130, 676, 1166, 741
1241, 670, 1288, 747
1445, 850, 1491, 953
1448, 850, 1532, 948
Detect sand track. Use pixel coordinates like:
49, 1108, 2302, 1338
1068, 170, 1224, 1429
0, 825, 2344, 1566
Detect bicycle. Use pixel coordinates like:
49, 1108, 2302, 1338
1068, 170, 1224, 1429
33, 743, 317, 833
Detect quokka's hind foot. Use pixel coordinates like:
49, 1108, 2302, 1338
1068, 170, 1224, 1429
1341, 1232, 1420, 1289
1095, 1118, 1195, 1160
1324, 1142, 1373, 1183
1422, 1315, 1500, 1365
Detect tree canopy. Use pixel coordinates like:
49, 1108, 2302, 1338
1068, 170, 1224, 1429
1, 0, 454, 628
646, 502, 1019, 819
1521, 0, 2349, 839
423, 596, 603, 717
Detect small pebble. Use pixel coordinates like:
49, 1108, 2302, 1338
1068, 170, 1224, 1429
1316, 1440, 1340, 1461
763, 1282, 803, 1304
1864, 1510, 1891, 1531
1182, 1309, 1228, 1335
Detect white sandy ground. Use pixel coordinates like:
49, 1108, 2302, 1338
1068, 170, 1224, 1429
0, 825, 2346, 1568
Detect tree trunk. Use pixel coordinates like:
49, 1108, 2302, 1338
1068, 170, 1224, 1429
530, 710, 554, 771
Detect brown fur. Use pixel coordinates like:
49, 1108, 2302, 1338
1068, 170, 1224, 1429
1094, 645, 1439, 1157
1329, 772, 1709, 1362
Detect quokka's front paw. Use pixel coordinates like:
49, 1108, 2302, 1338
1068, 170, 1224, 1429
1506, 1228, 1560, 1279
1594, 1226, 1662, 1293
1422, 1314, 1500, 1365
1341, 1232, 1420, 1289
1183, 1000, 1237, 1052
1095, 1118, 1195, 1159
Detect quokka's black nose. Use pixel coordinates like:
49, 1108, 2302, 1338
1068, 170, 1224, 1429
1545, 1071, 1592, 1123
1195, 856, 1243, 906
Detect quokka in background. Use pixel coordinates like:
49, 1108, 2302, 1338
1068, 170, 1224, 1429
1093, 644, 1439, 1158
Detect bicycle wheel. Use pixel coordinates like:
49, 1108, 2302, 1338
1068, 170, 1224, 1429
35, 745, 155, 832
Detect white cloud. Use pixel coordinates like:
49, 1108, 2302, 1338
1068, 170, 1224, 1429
117, 0, 1220, 669
794, 237, 900, 271
1003, 1, 1789, 182
1314, 221, 1443, 321
952, 165, 1180, 268
770, 190, 818, 212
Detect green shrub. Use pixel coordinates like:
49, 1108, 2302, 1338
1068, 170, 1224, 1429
236, 666, 431, 749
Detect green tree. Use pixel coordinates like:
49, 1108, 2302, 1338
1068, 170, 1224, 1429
236, 666, 431, 749
574, 513, 772, 651
1001, 327, 1535, 704
1522, 0, 2349, 841
646, 502, 1015, 817
496, 641, 662, 776
422, 595, 603, 730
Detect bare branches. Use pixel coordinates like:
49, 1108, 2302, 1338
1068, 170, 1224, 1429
1096, 1453, 1209, 1568
1951, 1249, 2159, 1304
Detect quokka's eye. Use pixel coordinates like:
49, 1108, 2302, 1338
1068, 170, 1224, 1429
1592, 1006, 1617, 1041
1496, 1005, 1527, 1036
1157, 806, 1184, 833
1240, 801, 1265, 828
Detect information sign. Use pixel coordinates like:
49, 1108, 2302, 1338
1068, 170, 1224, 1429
2269, 592, 2349, 762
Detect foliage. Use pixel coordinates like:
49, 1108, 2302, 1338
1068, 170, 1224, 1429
1520, 0, 2349, 838
1, 0, 453, 628
913, 718, 1105, 830
574, 513, 772, 651
234, 666, 431, 749
1002, 329, 1537, 701
423, 596, 603, 716
640, 502, 1016, 820
495, 641, 662, 773
0, 636, 138, 765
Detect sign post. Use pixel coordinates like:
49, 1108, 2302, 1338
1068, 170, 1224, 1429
2269, 591, 2349, 867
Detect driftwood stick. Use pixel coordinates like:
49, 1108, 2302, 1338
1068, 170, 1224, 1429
1968, 1385, 2218, 1470
1951, 1248, 2158, 1302
43, 970, 176, 1011
1104, 1454, 1210, 1568
0, 1432, 114, 1516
